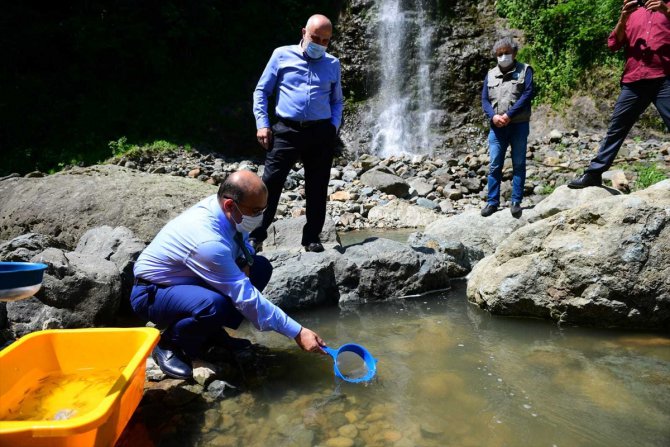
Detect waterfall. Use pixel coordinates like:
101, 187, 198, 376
370, 0, 435, 157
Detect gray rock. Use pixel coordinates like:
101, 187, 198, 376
409, 177, 434, 196
0, 165, 216, 248
367, 200, 440, 228
0, 233, 63, 261
359, 154, 381, 171
467, 180, 670, 330
529, 185, 617, 222
262, 216, 340, 252
360, 170, 409, 197
6, 248, 122, 337
416, 198, 438, 210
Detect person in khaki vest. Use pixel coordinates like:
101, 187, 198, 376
481, 37, 534, 218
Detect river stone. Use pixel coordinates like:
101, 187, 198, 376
360, 170, 409, 197
6, 248, 122, 337
409, 177, 434, 196
261, 215, 340, 252
528, 185, 617, 222
262, 250, 340, 310
0, 233, 64, 261
424, 209, 529, 258
338, 423, 358, 438
367, 200, 440, 228
335, 238, 451, 304
325, 437, 354, 447
75, 225, 146, 299
467, 180, 670, 330
0, 165, 216, 248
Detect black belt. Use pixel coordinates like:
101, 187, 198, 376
279, 118, 330, 128
133, 277, 153, 286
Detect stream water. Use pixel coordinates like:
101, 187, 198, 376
128, 281, 670, 447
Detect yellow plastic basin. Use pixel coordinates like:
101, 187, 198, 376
0, 327, 159, 447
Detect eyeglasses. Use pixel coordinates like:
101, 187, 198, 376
224, 196, 266, 217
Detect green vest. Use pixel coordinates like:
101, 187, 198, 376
486, 62, 532, 123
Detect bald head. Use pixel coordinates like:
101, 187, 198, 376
217, 170, 267, 203
305, 14, 332, 33
302, 14, 333, 49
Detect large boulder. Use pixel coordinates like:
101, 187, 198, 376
467, 180, 670, 330
263, 238, 451, 309
0, 165, 216, 248
528, 185, 618, 222
360, 170, 410, 197
0, 232, 64, 261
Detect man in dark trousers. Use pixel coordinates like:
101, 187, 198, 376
251, 14, 344, 253
131, 171, 326, 379
569, 0, 670, 189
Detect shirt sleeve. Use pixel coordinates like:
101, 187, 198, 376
253, 49, 280, 130
330, 60, 344, 130
608, 28, 626, 52
506, 67, 534, 119
184, 240, 302, 338
481, 75, 495, 120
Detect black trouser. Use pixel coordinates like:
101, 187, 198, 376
586, 76, 670, 175
251, 119, 336, 246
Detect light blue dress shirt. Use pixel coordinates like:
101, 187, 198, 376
253, 44, 344, 130
133, 194, 302, 339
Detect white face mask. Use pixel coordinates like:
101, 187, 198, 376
233, 203, 263, 233
497, 54, 514, 69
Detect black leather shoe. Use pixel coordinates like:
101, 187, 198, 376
567, 172, 602, 189
152, 342, 193, 380
510, 202, 522, 218
207, 330, 252, 352
480, 204, 498, 217
304, 242, 324, 252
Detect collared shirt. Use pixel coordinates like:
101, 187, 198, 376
609, 7, 670, 83
253, 44, 344, 130
133, 195, 302, 339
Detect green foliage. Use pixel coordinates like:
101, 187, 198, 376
631, 163, 668, 190
108, 138, 191, 159
497, 0, 622, 103
538, 183, 556, 195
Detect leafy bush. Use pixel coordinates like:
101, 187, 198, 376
497, 0, 622, 103
109, 138, 191, 160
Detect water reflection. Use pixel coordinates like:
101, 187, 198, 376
138, 281, 670, 446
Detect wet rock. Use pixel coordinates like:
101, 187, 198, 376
262, 215, 341, 252
467, 180, 670, 330
325, 436, 355, 447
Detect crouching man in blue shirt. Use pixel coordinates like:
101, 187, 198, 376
131, 171, 326, 379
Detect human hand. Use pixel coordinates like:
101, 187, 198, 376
645, 0, 670, 15
256, 127, 273, 151
621, 0, 640, 19
500, 113, 511, 126
492, 114, 505, 127
242, 265, 250, 277
294, 327, 326, 354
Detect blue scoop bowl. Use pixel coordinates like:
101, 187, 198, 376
323, 343, 378, 383
0, 262, 48, 302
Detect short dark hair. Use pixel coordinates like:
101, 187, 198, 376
217, 176, 245, 202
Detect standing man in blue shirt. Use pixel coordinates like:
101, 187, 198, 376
131, 171, 326, 380
251, 14, 344, 253
481, 36, 534, 219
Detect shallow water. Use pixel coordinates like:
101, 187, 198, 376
135, 281, 670, 447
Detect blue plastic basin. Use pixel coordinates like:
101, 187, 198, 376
0, 262, 48, 289
323, 343, 378, 383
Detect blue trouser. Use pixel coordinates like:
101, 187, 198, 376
586, 77, 670, 175
486, 121, 529, 207
250, 119, 336, 246
129, 255, 272, 358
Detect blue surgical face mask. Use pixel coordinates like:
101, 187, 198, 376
305, 41, 327, 59
233, 203, 263, 233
